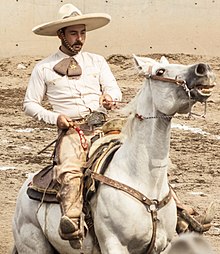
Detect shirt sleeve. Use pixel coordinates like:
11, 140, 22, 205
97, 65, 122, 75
99, 56, 122, 102
23, 64, 60, 125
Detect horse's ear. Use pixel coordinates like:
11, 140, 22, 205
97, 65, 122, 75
160, 56, 169, 64
133, 54, 158, 73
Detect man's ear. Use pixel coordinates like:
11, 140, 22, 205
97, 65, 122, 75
57, 29, 62, 39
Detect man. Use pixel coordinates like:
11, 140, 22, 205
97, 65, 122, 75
24, 3, 122, 248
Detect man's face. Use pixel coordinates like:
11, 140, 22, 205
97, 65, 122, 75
61, 24, 86, 53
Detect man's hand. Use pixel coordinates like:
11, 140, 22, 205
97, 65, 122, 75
57, 115, 74, 129
100, 94, 116, 110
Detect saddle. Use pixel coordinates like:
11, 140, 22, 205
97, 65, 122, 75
27, 164, 60, 203
27, 118, 125, 203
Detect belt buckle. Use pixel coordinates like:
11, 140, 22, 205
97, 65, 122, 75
74, 118, 86, 124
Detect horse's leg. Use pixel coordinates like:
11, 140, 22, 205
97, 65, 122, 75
94, 217, 129, 254
13, 221, 56, 254
12, 178, 56, 254
98, 234, 128, 254
11, 245, 18, 254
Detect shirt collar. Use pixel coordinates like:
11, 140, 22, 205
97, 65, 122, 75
57, 49, 82, 60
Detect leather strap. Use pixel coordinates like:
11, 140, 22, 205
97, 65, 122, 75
90, 171, 172, 253
91, 172, 172, 210
145, 73, 186, 86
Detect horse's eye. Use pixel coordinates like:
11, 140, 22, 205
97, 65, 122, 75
156, 68, 165, 76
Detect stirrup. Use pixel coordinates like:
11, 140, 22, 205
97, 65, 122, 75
59, 213, 85, 242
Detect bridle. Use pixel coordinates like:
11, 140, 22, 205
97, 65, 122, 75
140, 70, 208, 118
141, 63, 191, 95
144, 72, 191, 97
146, 73, 186, 85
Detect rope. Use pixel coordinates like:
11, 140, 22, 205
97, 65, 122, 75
73, 125, 88, 151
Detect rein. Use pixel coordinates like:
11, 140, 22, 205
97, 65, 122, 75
90, 171, 172, 254
135, 113, 173, 121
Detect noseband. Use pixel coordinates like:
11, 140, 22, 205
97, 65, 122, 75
145, 73, 185, 85
144, 73, 191, 96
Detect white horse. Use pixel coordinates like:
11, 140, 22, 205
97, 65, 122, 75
12, 55, 215, 254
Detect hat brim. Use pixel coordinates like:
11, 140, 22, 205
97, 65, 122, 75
32, 13, 111, 36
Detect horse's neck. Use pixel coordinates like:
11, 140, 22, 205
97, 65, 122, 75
127, 84, 171, 161
133, 115, 171, 161
128, 116, 171, 185
115, 85, 171, 197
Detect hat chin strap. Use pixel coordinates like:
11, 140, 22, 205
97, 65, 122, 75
59, 30, 79, 56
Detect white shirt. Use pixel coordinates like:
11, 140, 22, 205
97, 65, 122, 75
24, 50, 122, 125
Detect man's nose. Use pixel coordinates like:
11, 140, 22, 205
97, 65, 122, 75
76, 33, 82, 41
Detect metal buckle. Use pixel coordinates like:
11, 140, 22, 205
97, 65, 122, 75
144, 73, 152, 79
148, 200, 159, 212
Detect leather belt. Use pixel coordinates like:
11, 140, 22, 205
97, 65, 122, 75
72, 118, 104, 135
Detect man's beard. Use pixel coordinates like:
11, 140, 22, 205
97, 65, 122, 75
71, 41, 83, 51
62, 39, 83, 55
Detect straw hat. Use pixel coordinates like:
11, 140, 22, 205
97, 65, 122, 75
32, 4, 111, 36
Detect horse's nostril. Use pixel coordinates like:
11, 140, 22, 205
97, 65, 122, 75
195, 63, 208, 76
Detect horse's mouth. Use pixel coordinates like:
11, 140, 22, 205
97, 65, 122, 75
189, 82, 215, 103
194, 83, 215, 97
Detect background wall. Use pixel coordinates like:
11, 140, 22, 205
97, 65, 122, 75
1, 0, 220, 58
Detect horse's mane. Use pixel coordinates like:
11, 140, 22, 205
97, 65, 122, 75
120, 84, 145, 137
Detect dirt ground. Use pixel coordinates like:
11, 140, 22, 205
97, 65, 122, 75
0, 53, 219, 253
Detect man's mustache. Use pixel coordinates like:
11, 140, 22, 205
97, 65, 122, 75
72, 41, 83, 46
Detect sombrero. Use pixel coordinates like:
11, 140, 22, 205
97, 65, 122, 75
32, 4, 111, 36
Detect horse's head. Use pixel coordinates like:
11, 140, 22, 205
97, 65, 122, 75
133, 55, 216, 115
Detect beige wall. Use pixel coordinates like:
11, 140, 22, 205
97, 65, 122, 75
1, 0, 220, 58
